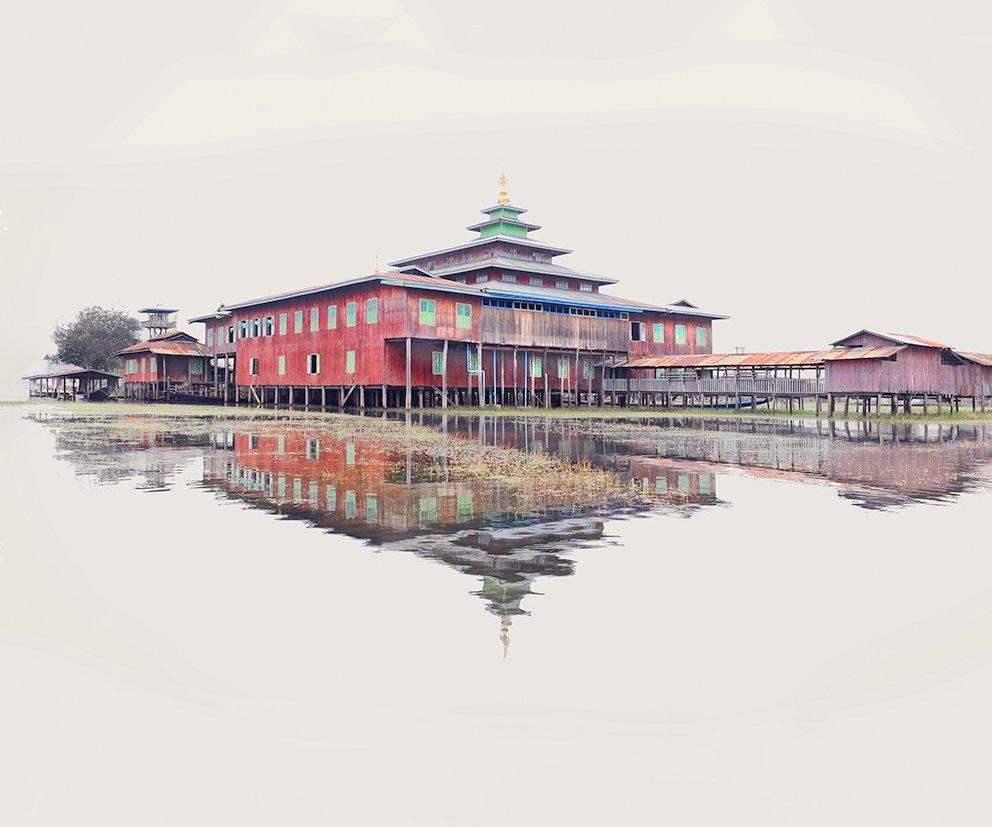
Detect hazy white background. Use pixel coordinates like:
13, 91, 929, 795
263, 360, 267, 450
3, 0, 992, 398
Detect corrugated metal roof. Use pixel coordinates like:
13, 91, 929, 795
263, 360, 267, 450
115, 339, 210, 357
830, 329, 951, 349
955, 351, 992, 367
388, 234, 572, 267
608, 346, 904, 369
23, 366, 122, 380
404, 255, 617, 283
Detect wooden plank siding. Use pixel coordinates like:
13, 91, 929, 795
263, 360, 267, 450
825, 346, 957, 394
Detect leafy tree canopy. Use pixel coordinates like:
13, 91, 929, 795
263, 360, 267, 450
52, 306, 141, 371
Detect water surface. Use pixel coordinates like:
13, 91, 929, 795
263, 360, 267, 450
3, 406, 992, 826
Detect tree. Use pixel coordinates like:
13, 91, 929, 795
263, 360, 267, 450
52, 306, 141, 370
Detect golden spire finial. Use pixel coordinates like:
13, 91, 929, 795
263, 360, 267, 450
497, 174, 509, 205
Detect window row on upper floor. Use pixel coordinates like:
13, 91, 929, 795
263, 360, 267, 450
448, 272, 594, 291
480, 297, 627, 320
630, 321, 708, 346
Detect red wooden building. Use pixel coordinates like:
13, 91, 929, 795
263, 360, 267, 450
115, 330, 212, 400
189, 179, 727, 408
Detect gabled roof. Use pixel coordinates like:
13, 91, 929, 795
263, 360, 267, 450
830, 330, 951, 349
401, 255, 618, 284
388, 234, 572, 267
220, 272, 483, 312
955, 351, 992, 367
188, 308, 231, 324
115, 332, 209, 358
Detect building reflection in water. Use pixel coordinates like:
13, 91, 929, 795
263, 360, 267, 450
32, 411, 992, 647
199, 428, 720, 648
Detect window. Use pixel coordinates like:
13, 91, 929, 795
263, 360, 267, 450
326, 485, 336, 510
310, 307, 319, 332
432, 351, 444, 375
307, 353, 320, 375
557, 358, 569, 378
215, 325, 223, 345
206, 328, 214, 347
251, 318, 260, 337
327, 305, 337, 329
264, 316, 274, 336
345, 490, 357, 518
249, 357, 259, 375
655, 368, 666, 379
653, 323, 665, 344
278, 355, 286, 376
475, 274, 488, 283
279, 313, 287, 335
345, 443, 355, 467
366, 297, 378, 324
294, 310, 303, 333
631, 322, 646, 341
502, 273, 516, 283
366, 493, 378, 524
696, 327, 707, 347
419, 298, 436, 325
580, 282, 593, 292
190, 357, 204, 375
346, 350, 355, 374
467, 347, 479, 373
149, 357, 157, 373
346, 301, 357, 327
227, 325, 235, 343
238, 320, 248, 339
455, 302, 471, 330
531, 356, 542, 378
140, 358, 146, 373
583, 361, 594, 379
306, 438, 320, 460
556, 280, 568, 289
675, 324, 687, 345
529, 277, 543, 286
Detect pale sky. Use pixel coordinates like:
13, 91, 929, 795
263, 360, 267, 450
3, 1, 992, 398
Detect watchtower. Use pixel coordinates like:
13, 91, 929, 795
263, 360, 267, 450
138, 307, 178, 339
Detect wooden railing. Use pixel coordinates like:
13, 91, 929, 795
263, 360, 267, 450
603, 377, 826, 395
481, 308, 630, 352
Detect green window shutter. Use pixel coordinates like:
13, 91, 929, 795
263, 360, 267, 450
345, 489, 356, 517
432, 351, 444, 375
366, 297, 378, 324
366, 493, 378, 524
696, 327, 707, 347
655, 368, 665, 379
675, 324, 686, 345
191, 358, 203, 374
346, 350, 355, 374
310, 308, 319, 332
346, 302, 357, 327
419, 298, 436, 325
455, 302, 471, 329
583, 361, 593, 379
558, 358, 568, 378
294, 310, 303, 333
279, 313, 287, 335
327, 305, 337, 329
150, 357, 157, 372
531, 356, 542, 378
653, 323, 665, 343
278, 355, 286, 376
466, 347, 479, 372
345, 443, 355, 467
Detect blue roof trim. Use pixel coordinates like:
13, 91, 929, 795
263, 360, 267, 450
482, 289, 645, 314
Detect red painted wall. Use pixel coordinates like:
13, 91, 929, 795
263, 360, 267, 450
628, 313, 713, 358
